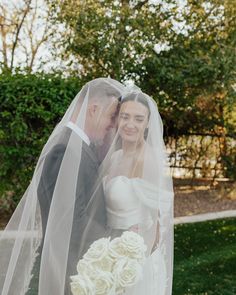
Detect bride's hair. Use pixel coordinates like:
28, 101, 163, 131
120, 92, 151, 119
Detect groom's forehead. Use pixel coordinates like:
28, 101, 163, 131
89, 83, 121, 99
91, 94, 119, 104
101, 98, 119, 112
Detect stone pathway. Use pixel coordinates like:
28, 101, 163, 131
174, 209, 236, 225
0, 210, 235, 235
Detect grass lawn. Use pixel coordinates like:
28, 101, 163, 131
173, 217, 236, 295
2, 216, 235, 294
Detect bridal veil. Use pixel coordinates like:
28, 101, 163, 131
0, 78, 174, 295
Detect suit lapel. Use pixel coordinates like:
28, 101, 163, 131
82, 142, 99, 168
64, 125, 99, 168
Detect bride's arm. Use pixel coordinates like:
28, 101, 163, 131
151, 225, 160, 253
151, 211, 160, 253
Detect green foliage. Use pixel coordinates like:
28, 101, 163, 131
140, 36, 236, 137
173, 217, 236, 294
0, 72, 82, 207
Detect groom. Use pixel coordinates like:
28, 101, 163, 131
32, 79, 123, 294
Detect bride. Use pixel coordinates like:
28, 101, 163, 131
109, 91, 173, 294
80, 89, 174, 294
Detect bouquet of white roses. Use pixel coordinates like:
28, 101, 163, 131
70, 231, 147, 295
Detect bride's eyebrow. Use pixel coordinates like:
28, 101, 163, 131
120, 112, 145, 118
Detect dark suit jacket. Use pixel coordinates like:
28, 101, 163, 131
27, 127, 107, 294
38, 128, 100, 236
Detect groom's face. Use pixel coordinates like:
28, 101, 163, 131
92, 98, 119, 142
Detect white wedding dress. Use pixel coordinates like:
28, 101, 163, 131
103, 175, 167, 295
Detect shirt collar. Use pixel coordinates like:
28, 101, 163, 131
66, 121, 90, 146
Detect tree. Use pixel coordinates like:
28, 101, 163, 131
48, 0, 236, 179
47, 0, 234, 80
48, 0, 236, 129
0, 0, 55, 72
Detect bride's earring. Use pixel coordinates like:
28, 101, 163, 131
144, 127, 149, 139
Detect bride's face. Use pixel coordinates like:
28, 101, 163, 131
118, 100, 149, 144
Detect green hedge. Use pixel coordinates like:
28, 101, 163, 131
0, 72, 83, 209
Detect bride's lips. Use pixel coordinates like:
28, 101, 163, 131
123, 129, 136, 136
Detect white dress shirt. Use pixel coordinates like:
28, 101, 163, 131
66, 121, 90, 146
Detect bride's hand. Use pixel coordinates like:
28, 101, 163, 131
129, 224, 139, 233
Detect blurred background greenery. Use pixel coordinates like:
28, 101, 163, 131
1, 0, 235, 209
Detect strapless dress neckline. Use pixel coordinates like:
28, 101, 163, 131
103, 176, 158, 230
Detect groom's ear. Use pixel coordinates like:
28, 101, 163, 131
88, 103, 99, 118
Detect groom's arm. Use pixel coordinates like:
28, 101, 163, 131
37, 144, 66, 235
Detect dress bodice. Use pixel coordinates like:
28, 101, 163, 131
103, 176, 169, 294
103, 176, 159, 230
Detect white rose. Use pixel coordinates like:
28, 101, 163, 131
120, 231, 147, 261
93, 270, 114, 294
92, 254, 115, 272
113, 258, 142, 290
77, 259, 96, 277
114, 281, 125, 295
83, 237, 110, 262
109, 237, 127, 259
70, 274, 95, 295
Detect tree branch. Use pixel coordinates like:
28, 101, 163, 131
10, 0, 32, 70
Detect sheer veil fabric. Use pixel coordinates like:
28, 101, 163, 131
0, 78, 174, 295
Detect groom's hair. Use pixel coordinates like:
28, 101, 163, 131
79, 78, 121, 106
70, 79, 121, 123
